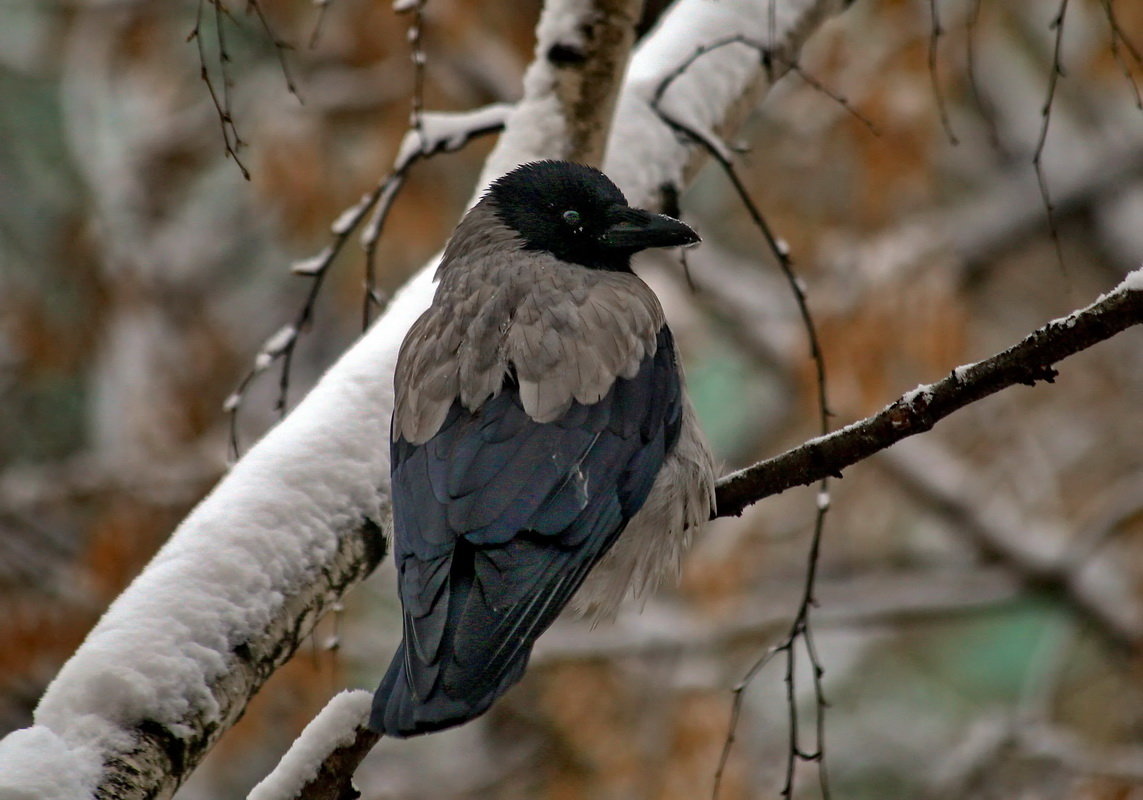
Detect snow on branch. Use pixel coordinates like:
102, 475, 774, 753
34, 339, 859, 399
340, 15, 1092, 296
606, 0, 852, 208
12, 315, 398, 798
247, 690, 376, 800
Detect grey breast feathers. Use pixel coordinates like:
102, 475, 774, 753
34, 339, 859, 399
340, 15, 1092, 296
392, 204, 666, 444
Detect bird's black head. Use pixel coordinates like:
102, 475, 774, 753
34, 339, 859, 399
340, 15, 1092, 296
486, 160, 699, 272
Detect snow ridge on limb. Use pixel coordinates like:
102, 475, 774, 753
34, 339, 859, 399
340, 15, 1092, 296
248, 691, 375, 800
606, 0, 851, 208
11, 301, 403, 797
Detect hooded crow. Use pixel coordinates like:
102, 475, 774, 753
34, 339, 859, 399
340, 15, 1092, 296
370, 160, 715, 737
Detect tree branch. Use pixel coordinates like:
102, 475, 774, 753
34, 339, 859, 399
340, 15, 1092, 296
715, 271, 1143, 517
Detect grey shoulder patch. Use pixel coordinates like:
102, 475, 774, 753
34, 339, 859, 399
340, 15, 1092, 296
393, 214, 666, 441
508, 270, 665, 422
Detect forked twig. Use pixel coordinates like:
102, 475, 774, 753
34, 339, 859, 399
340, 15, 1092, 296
189, 0, 249, 179
363, 0, 430, 329
246, 0, 301, 99
225, 104, 510, 457
189, 0, 301, 180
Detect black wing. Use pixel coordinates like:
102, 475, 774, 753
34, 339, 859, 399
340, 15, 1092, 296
370, 327, 682, 736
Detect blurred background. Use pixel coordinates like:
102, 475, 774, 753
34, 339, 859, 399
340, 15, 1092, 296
2, 0, 1143, 797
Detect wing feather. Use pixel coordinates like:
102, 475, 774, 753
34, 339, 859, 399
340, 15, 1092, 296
372, 327, 682, 737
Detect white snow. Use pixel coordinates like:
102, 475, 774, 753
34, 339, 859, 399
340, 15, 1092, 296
1121, 265, 1143, 291
247, 690, 373, 800
331, 195, 373, 236
816, 489, 831, 511
477, 0, 595, 185
900, 384, 934, 406
0, 726, 101, 800
290, 248, 332, 276
260, 324, 298, 360
1050, 265, 1142, 325
394, 104, 514, 171
607, 0, 795, 204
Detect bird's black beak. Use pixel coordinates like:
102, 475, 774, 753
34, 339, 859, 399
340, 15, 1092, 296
600, 206, 700, 251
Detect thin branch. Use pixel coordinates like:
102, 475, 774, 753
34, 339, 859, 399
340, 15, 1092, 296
1033, 0, 1070, 273
714, 271, 1143, 519
245, 0, 301, 100
308, 0, 331, 49
363, 0, 429, 330
1099, 0, 1143, 110
651, 34, 877, 137
928, 0, 960, 145
225, 105, 510, 456
189, 0, 300, 180
786, 60, 879, 136
712, 642, 782, 798
650, 37, 836, 799
189, 0, 250, 179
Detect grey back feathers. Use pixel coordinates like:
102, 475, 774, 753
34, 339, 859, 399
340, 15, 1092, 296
393, 203, 666, 444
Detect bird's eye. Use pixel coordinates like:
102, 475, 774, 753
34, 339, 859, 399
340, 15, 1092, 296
562, 209, 581, 227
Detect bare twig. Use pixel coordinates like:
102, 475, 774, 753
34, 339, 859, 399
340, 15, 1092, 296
714, 272, 1143, 519
650, 39, 836, 798
363, 0, 429, 330
1099, 0, 1143, 110
786, 60, 879, 136
245, 0, 301, 100
1033, 0, 1071, 272
652, 34, 877, 137
189, 0, 249, 179
188, 0, 300, 180
928, 0, 960, 145
308, 0, 331, 49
